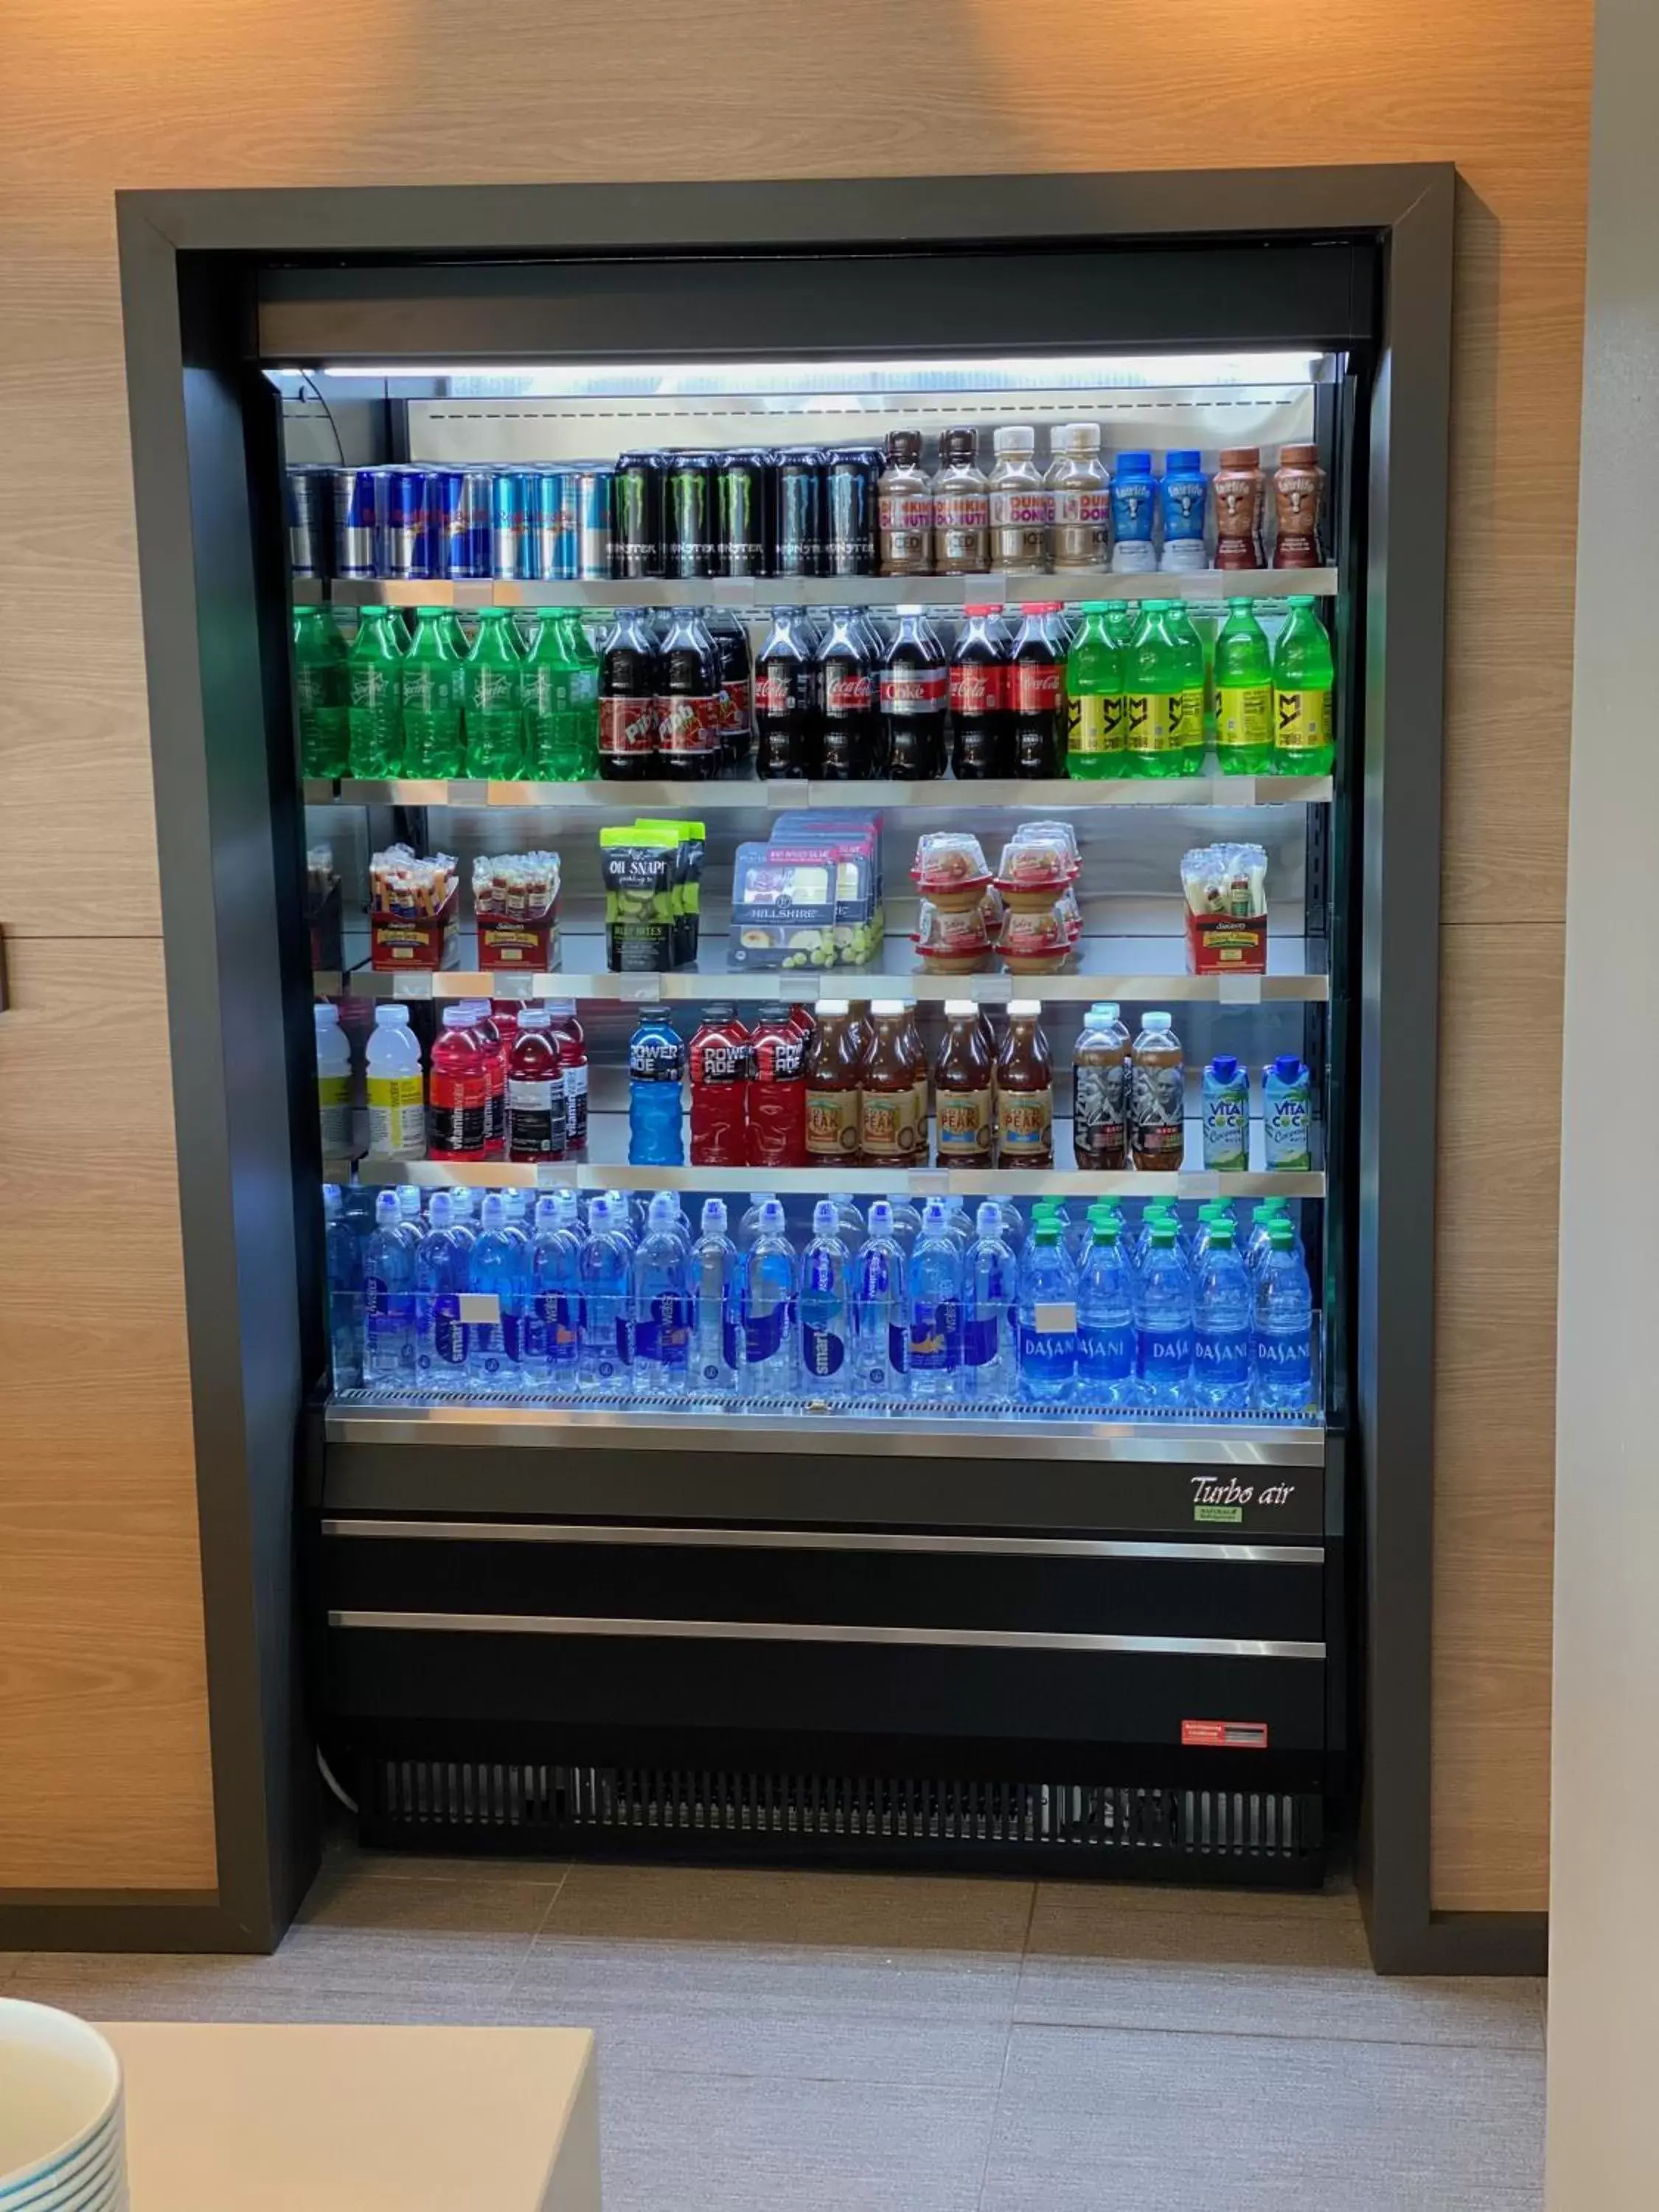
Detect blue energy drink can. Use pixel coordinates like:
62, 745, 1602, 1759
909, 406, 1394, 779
378, 465, 431, 580
527, 468, 568, 581
574, 465, 613, 580
490, 468, 532, 580
330, 466, 379, 579
431, 467, 491, 580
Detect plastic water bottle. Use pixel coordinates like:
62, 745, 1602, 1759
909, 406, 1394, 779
740, 1197, 799, 1398
1017, 1218, 1078, 1402
1191, 1200, 1237, 1265
315, 1002, 352, 1158
831, 1195, 866, 1252
905, 1200, 964, 1402
1245, 1197, 1290, 1277
577, 1195, 633, 1392
799, 1200, 853, 1394
529, 1192, 583, 1388
1135, 1217, 1193, 1408
322, 1183, 363, 1390
1253, 1217, 1315, 1410
414, 1192, 471, 1386
1076, 1203, 1135, 1403
885, 1195, 924, 1257
1262, 1054, 1313, 1171
689, 1198, 740, 1395
467, 1192, 525, 1392
852, 1199, 908, 1397
395, 1183, 425, 1249
365, 1004, 426, 1162
361, 1189, 414, 1385
738, 1193, 779, 1250
1200, 1054, 1251, 1172
630, 1192, 692, 1395
627, 1006, 685, 1167
1192, 1213, 1253, 1410
964, 1201, 1019, 1401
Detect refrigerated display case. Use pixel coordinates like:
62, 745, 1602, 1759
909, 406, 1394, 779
117, 172, 1450, 1913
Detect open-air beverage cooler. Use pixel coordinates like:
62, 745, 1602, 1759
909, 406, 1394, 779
121, 174, 1450, 1894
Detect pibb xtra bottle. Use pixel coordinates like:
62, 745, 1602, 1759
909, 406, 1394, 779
655, 608, 723, 779
705, 607, 754, 769
879, 610, 949, 779
598, 608, 661, 780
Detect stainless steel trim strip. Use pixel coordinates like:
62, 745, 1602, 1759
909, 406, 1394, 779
326, 1609, 1324, 1660
321, 1518, 1324, 1566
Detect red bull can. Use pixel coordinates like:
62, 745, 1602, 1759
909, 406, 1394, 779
528, 468, 572, 582
490, 468, 532, 580
378, 465, 431, 580
432, 467, 491, 580
330, 466, 379, 579
285, 465, 332, 578
574, 465, 613, 581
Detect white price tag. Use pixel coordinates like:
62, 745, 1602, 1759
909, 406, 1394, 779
1217, 974, 1263, 1006
392, 972, 432, 1001
492, 972, 535, 1001
1034, 1301, 1078, 1333
912, 1170, 948, 1197
458, 1294, 501, 1326
619, 975, 661, 1001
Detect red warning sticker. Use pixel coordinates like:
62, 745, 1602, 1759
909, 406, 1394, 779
1181, 1719, 1270, 1750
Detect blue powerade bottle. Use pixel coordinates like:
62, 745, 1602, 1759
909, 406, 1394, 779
627, 1004, 685, 1166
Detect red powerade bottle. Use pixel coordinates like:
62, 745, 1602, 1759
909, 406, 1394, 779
544, 998, 588, 1153
465, 1000, 506, 1160
688, 1003, 751, 1168
748, 1001, 808, 1167
428, 1006, 487, 1162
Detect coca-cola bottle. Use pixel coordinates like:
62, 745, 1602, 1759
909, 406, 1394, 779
880, 611, 949, 780
705, 607, 754, 770
754, 608, 819, 779
598, 608, 661, 782
1009, 601, 1067, 777
655, 608, 723, 780
949, 604, 1012, 779
816, 610, 878, 779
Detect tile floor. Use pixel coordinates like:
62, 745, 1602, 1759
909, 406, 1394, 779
0, 1847, 1545, 2210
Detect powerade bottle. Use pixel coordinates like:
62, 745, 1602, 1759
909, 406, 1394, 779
347, 607, 405, 779
1076, 1203, 1135, 1402
964, 1201, 1019, 1399
293, 607, 349, 776
1214, 599, 1274, 776
1017, 1218, 1078, 1402
322, 1183, 362, 1390
400, 608, 465, 777
1192, 1214, 1253, 1410
907, 1197, 964, 1403
529, 1192, 584, 1388
1124, 602, 1183, 778
467, 1192, 525, 1392
1164, 600, 1208, 776
799, 1198, 853, 1394
852, 1198, 908, 1397
1065, 602, 1126, 779
414, 1192, 471, 1387
1253, 1217, 1315, 1410
462, 608, 526, 777
627, 1006, 685, 1167
689, 1197, 740, 1394
631, 1192, 691, 1396
740, 1198, 799, 1397
1273, 596, 1335, 774
522, 609, 599, 780
577, 1195, 633, 1392
361, 1189, 414, 1385
1135, 1217, 1193, 1408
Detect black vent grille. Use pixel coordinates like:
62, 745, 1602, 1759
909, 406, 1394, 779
363, 1758, 1322, 1879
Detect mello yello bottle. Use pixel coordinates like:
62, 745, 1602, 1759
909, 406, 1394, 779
462, 607, 526, 778
1273, 595, 1335, 773
1214, 598, 1274, 775
400, 608, 464, 778
523, 608, 599, 780
1123, 601, 1182, 779
346, 605, 406, 779
1064, 603, 1125, 779
293, 606, 348, 777
1164, 599, 1207, 777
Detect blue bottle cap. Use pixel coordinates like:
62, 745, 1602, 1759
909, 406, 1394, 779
1165, 450, 1203, 473
1210, 1054, 1241, 1082
1273, 1054, 1307, 1082
1115, 451, 1152, 476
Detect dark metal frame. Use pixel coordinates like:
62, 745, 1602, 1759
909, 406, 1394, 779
5, 164, 1515, 1970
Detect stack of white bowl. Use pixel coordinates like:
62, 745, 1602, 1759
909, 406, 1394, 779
0, 2003, 125, 2212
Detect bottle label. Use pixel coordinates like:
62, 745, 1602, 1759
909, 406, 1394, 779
1194, 1326, 1251, 1384
1254, 1328, 1312, 1383
934, 488, 990, 549
1018, 1320, 1077, 1371
504, 1076, 567, 1160
935, 1088, 993, 1160
425, 1293, 470, 1371
1138, 1327, 1194, 1372
427, 1071, 485, 1159
1162, 482, 1207, 541
629, 1034, 685, 1082
751, 1029, 805, 1082
1218, 684, 1272, 752
879, 665, 947, 714
1275, 687, 1332, 754
599, 697, 657, 757
1175, 686, 1205, 747
1066, 693, 1125, 758
1263, 1086, 1312, 1169
1053, 488, 1111, 527
1201, 1089, 1249, 1170
349, 664, 398, 711
824, 669, 875, 715
1077, 1324, 1133, 1379
806, 1086, 861, 1160
1110, 481, 1153, 540
632, 1293, 689, 1366
1131, 1063, 1186, 1164
990, 489, 1052, 528
318, 1074, 352, 1152
879, 491, 933, 532
716, 677, 751, 740
743, 1301, 793, 1367
859, 1091, 910, 1159
757, 666, 813, 715
658, 693, 720, 758
950, 663, 1006, 717
470, 667, 519, 712
535, 1290, 581, 1363
403, 664, 458, 714
1011, 661, 1062, 714
1073, 1063, 1127, 1167
1126, 692, 1177, 755
801, 1318, 848, 1380
996, 1090, 1053, 1158
908, 1299, 961, 1371
961, 1313, 1008, 1372
563, 1060, 588, 1147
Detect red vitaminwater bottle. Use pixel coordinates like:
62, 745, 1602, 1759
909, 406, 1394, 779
688, 1003, 751, 1167
465, 1001, 506, 1160
428, 1006, 487, 1162
504, 1005, 568, 1164
544, 998, 588, 1152
748, 1001, 808, 1167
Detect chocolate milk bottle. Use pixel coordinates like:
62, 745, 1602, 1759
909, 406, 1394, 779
934, 1000, 995, 1166
804, 998, 863, 1163
995, 1001, 1054, 1168
860, 999, 919, 1166
1130, 1009, 1186, 1172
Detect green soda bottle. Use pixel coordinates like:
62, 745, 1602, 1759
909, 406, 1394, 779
1213, 598, 1274, 775
292, 606, 348, 777
522, 608, 599, 780
400, 608, 465, 778
1064, 602, 1125, 779
346, 606, 406, 779
462, 607, 526, 778
1273, 596, 1335, 774
1164, 601, 1207, 776
1123, 601, 1183, 779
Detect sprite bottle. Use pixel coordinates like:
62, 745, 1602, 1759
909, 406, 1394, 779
462, 607, 526, 778
1164, 600, 1206, 776
293, 606, 348, 778
1064, 602, 1125, 779
1273, 596, 1335, 774
523, 608, 600, 780
400, 608, 465, 778
1124, 601, 1183, 779
346, 606, 406, 779
1214, 598, 1274, 776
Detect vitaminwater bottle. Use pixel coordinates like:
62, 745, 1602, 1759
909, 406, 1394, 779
529, 1192, 584, 1388
1273, 596, 1335, 774
522, 609, 599, 780
315, 1002, 352, 1158
1064, 602, 1125, 779
400, 608, 465, 777
347, 606, 406, 778
1164, 600, 1207, 776
462, 608, 526, 778
428, 1006, 487, 1164
1214, 599, 1274, 776
323, 1183, 363, 1389
1124, 602, 1183, 778
365, 1004, 425, 1161
414, 1192, 471, 1387
293, 607, 349, 776
577, 1195, 633, 1392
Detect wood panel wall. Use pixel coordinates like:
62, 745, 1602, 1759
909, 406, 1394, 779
0, 0, 1587, 1913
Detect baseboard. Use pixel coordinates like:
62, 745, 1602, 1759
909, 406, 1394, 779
1366, 1904, 1548, 1976
0, 1890, 270, 1955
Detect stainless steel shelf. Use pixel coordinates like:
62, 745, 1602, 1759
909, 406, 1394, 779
316, 568, 1338, 613
302, 772, 1332, 810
